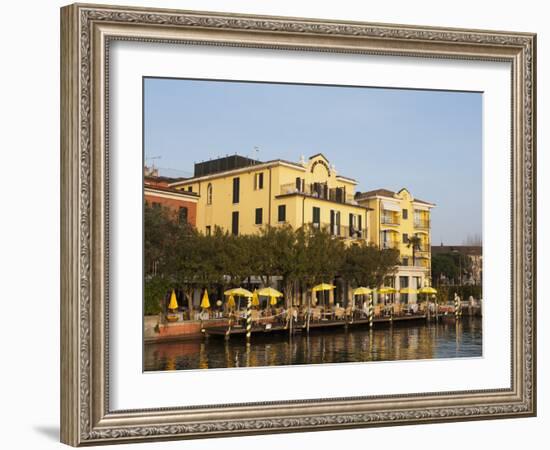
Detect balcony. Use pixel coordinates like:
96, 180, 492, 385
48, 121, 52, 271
414, 219, 430, 230
310, 222, 366, 239
381, 241, 400, 250
280, 182, 356, 205
381, 211, 400, 226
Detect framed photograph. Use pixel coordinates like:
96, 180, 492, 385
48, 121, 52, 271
60, 3, 536, 446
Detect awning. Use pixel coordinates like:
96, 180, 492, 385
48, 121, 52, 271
381, 201, 400, 212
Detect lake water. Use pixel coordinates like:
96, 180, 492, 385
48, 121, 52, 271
144, 317, 482, 371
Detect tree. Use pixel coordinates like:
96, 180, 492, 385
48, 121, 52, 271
431, 252, 473, 285
341, 242, 400, 289
407, 235, 422, 267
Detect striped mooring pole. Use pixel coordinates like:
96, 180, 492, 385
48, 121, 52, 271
368, 294, 374, 328
454, 294, 461, 320
246, 297, 252, 343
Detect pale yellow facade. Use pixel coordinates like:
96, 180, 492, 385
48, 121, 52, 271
356, 188, 435, 303
170, 154, 368, 242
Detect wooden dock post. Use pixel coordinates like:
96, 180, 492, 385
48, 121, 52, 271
368, 294, 374, 328
225, 314, 233, 340
454, 293, 461, 320
246, 297, 252, 344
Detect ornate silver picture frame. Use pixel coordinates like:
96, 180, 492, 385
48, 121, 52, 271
60, 3, 536, 446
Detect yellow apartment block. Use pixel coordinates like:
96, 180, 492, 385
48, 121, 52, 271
170, 154, 369, 243
355, 188, 435, 304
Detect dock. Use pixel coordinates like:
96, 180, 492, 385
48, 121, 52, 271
206, 313, 430, 338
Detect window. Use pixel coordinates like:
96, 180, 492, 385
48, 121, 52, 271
400, 276, 409, 288
312, 207, 320, 227
414, 276, 422, 289
402, 257, 409, 266
254, 172, 264, 190
178, 207, 188, 224
349, 213, 354, 237
255, 208, 263, 225
358, 214, 362, 231
402, 208, 408, 219
232, 177, 240, 203
231, 211, 239, 235
205, 226, 211, 236
330, 210, 341, 236
187, 186, 193, 192
295, 177, 304, 192
206, 183, 212, 205
403, 233, 409, 243
278, 204, 286, 222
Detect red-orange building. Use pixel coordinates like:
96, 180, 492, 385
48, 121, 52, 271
144, 176, 198, 226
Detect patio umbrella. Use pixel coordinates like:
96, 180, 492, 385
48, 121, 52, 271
200, 289, 210, 309
224, 287, 252, 310
312, 283, 335, 309
400, 288, 418, 294
352, 287, 372, 312
312, 283, 336, 292
224, 287, 253, 298
270, 296, 278, 306
353, 287, 372, 296
226, 294, 236, 309
257, 287, 283, 297
377, 287, 397, 294
377, 287, 397, 306
251, 289, 260, 306
418, 286, 437, 294
168, 289, 178, 310
418, 286, 438, 316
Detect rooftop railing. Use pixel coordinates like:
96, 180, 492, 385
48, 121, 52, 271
280, 183, 357, 205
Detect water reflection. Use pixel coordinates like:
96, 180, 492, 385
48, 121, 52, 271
144, 317, 482, 371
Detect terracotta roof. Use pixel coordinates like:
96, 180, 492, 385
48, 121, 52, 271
355, 188, 435, 206
355, 188, 396, 199
145, 185, 199, 198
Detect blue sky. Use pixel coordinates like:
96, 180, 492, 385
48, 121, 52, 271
144, 78, 482, 245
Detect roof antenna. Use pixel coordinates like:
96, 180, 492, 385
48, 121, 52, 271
254, 146, 260, 161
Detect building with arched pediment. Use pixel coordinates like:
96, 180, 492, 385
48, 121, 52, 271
169, 153, 369, 243
355, 187, 435, 304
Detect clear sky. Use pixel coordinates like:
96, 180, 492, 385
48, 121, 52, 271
144, 77, 482, 245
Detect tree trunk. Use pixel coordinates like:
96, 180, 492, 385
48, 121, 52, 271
185, 288, 194, 320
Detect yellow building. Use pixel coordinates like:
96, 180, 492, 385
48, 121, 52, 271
355, 188, 435, 304
169, 154, 369, 242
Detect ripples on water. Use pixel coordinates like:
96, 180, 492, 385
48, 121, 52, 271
144, 317, 482, 372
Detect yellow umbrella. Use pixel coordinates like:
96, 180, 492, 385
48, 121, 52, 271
378, 287, 397, 294
353, 287, 372, 296
226, 294, 236, 309
312, 283, 336, 292
270, 296, 278, 306
400, 288, 418, 294
419, 286, 438, 294
168, 289, 178, 310
251, 289, 260, 306
200, 289, 210, 309
257, 287, 283, 297
224, 287, 253, 298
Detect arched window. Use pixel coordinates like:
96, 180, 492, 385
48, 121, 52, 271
207, 183, 212, 205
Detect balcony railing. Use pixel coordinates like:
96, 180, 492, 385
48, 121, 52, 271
414, 220, 430, 230
381, 212, 400, 226
381, 241, 400, 250
280, 183, 356, 205
310, 222, 366, 239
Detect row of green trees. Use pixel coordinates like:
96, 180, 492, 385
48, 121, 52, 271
431, 252, 475, 286
144, 204, 400, 315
